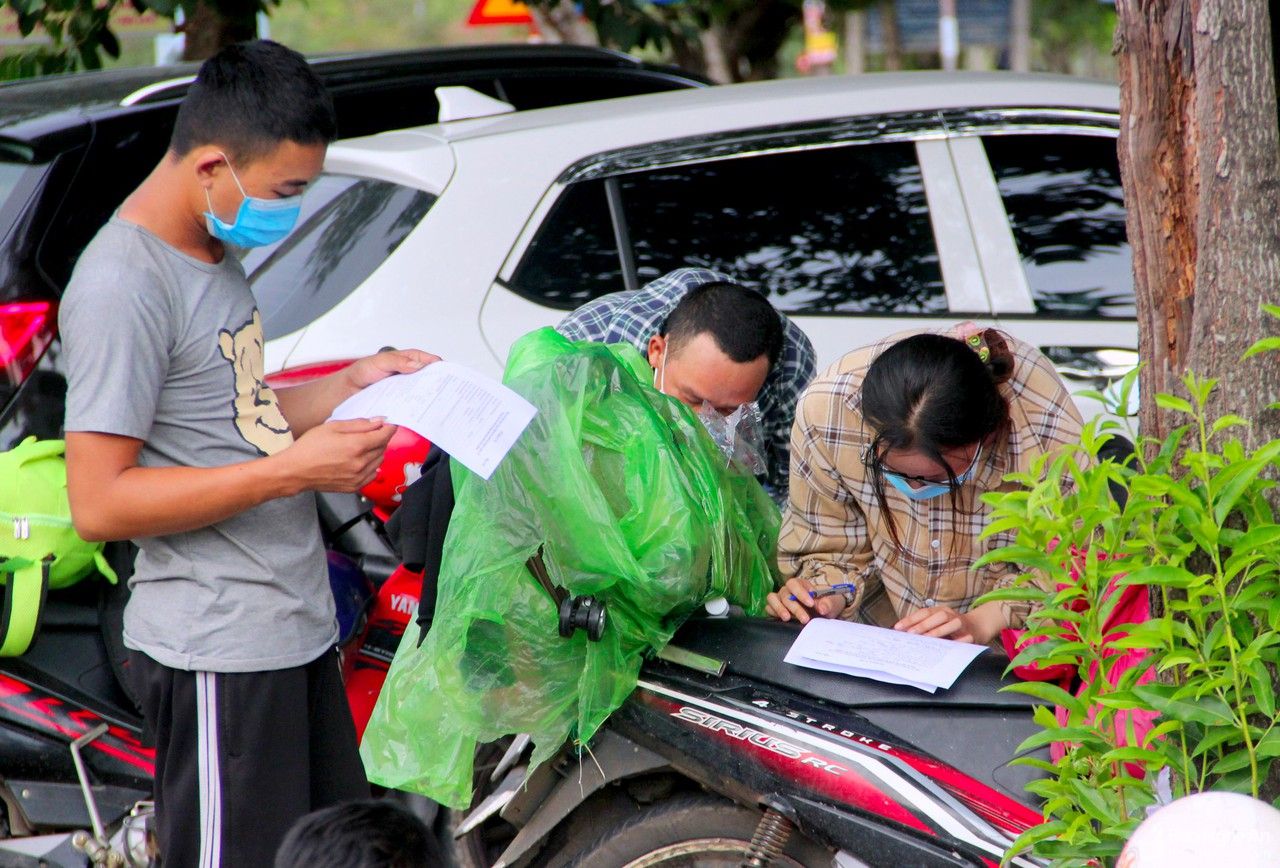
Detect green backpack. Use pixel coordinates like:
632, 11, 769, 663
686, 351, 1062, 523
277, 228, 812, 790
0, 437, 117, 656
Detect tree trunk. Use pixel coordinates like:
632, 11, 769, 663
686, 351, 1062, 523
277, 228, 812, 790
699, 27, 733, 84
181, 0, 257, 62
880, 0, 903, 70
1009, 0, 1030, 71
1116, 0, 1280, 802
1116, 0, 1280, 447
718, 0, 797, 82
844, 11, 867, 74
529, 1, 599, 45
1185, 1, 1280, 435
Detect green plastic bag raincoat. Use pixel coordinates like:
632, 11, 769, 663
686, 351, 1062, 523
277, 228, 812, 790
360, 328, 780, 807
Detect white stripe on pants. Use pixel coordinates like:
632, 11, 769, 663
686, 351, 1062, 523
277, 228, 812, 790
196, 672, 223, 868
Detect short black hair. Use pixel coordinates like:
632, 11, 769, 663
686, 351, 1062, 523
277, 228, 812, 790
171, 40, 336, 163
661, 281, 785, 367
273, 800, 441, 868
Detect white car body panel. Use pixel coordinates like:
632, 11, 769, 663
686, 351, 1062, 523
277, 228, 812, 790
267, 72, 1133, 419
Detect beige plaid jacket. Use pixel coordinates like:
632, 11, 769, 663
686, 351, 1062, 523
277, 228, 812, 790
778, 329, 1084, 630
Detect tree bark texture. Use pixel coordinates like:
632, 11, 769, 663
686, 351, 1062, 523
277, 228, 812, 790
1117, 0, 1280, 802
1116, 0, 1280, 446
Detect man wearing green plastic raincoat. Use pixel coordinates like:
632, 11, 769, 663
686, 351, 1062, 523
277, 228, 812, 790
360, 327, 783, 808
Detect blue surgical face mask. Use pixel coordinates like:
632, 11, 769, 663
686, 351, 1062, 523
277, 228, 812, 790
203, 153, 302, 248
883, 444, 983, 502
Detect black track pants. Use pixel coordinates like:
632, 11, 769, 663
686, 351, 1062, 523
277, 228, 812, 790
128, 649, 370, 868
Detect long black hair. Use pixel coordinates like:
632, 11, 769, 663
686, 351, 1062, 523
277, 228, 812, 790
860, 329, 1014, 549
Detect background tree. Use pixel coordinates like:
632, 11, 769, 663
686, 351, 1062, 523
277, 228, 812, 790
1114, 0, 1280, 447
0, 0, 274, 78
525, 0, 878, 83
1115, 0, 1280, 802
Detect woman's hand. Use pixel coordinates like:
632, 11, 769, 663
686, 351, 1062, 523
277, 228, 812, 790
893, 599, 1006, 645
766, 578, 848, 625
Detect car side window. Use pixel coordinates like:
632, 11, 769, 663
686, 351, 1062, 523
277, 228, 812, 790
241, 175, 435, 341
616, 141, 947, 315
507, 179, 625, 308
982, 133, 1134, 318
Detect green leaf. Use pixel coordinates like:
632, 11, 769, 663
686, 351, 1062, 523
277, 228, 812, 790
1003, 681, 1088, 716
1016, 726, 1108, 754
1243, 336, 1280, 360
1105, 621, 1169, 651
1069, 778, 1118, 823
1009, 641, 1088, 676
1119, 565, 1200, 588
1001, 820, 1068, 866
1249, 661, 1277, 719
1213, 460, 1268, 525
1133, 683, 1236, 726
1100, 746, 1166, 766
1192, 725, 1245, 758
1228, 524, 1280, 558
1210, 750, 1257, 775
1210, 414, 1251, 438
975, 586, 1047, 603
973, 546, 1058, 574
1156, 393, 1194, 414
1254, 728, 1280, 758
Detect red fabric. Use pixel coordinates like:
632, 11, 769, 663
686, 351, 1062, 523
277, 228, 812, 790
1000, 546, 1158, 769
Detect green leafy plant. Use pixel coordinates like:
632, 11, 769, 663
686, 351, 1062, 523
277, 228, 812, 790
0, 0, 127, 79
975, 306, 1280, 866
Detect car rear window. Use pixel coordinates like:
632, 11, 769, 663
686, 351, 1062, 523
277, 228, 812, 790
511, 141, 948, 315
982, 133, 1134, 319
241, 175, 435, 341
508, 179, 624, 307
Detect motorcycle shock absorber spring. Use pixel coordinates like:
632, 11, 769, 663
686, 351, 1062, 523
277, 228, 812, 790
740, 806, 794, 868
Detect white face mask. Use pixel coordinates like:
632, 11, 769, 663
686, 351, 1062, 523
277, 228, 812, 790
653, 352, 668, 394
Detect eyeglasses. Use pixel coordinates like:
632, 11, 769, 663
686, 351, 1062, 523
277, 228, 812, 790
861, 443, 984, 490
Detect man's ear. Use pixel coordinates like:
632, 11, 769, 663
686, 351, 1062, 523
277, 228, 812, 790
647, 334, 666, 369
192, 148, 230, 190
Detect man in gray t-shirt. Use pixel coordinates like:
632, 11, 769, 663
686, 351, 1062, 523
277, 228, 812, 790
59, 41, 438, 868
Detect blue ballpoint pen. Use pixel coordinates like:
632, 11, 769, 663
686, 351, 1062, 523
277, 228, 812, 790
788, 582, 856, 603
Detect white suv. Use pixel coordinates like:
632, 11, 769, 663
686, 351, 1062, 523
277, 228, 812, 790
248, 72, 1137, 411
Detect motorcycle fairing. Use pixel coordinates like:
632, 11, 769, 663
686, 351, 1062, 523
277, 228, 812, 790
619, 677, 1046, 867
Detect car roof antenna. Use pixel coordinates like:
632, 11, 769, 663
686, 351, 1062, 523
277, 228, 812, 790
436, 86, 516, 123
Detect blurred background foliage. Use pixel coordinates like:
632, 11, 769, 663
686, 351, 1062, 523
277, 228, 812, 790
0, 0, 1118, 82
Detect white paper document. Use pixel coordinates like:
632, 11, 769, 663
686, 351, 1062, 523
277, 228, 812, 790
784, 618, 987, 693
329, 361, 537, 480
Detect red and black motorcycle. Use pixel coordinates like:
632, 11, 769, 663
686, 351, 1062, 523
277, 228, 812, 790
447, 614, 1049, 868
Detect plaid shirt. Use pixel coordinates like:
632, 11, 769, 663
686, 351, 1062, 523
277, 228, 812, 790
557, 268, 816, 498
778, 327, 1084, 630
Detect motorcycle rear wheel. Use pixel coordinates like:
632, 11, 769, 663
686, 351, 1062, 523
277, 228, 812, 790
556, 794, 829, 868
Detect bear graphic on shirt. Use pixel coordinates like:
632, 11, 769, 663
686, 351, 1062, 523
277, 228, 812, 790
218, 310, 293, 456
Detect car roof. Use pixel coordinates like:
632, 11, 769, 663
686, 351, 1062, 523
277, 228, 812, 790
427, 71, 1119, 145
0, 44, 706, 119
325, 71, 1120, 192
0, 44, 709, 158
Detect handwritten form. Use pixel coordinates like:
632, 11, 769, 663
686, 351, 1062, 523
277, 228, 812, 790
329, 361, 536, 480
784, 619, 987, 693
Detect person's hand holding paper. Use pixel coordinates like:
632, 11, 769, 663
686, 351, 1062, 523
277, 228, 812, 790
784, 619, 986, 693
329, 361, 537, 480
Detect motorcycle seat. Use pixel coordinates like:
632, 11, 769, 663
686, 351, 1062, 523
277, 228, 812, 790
668, 615, 1041, 711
